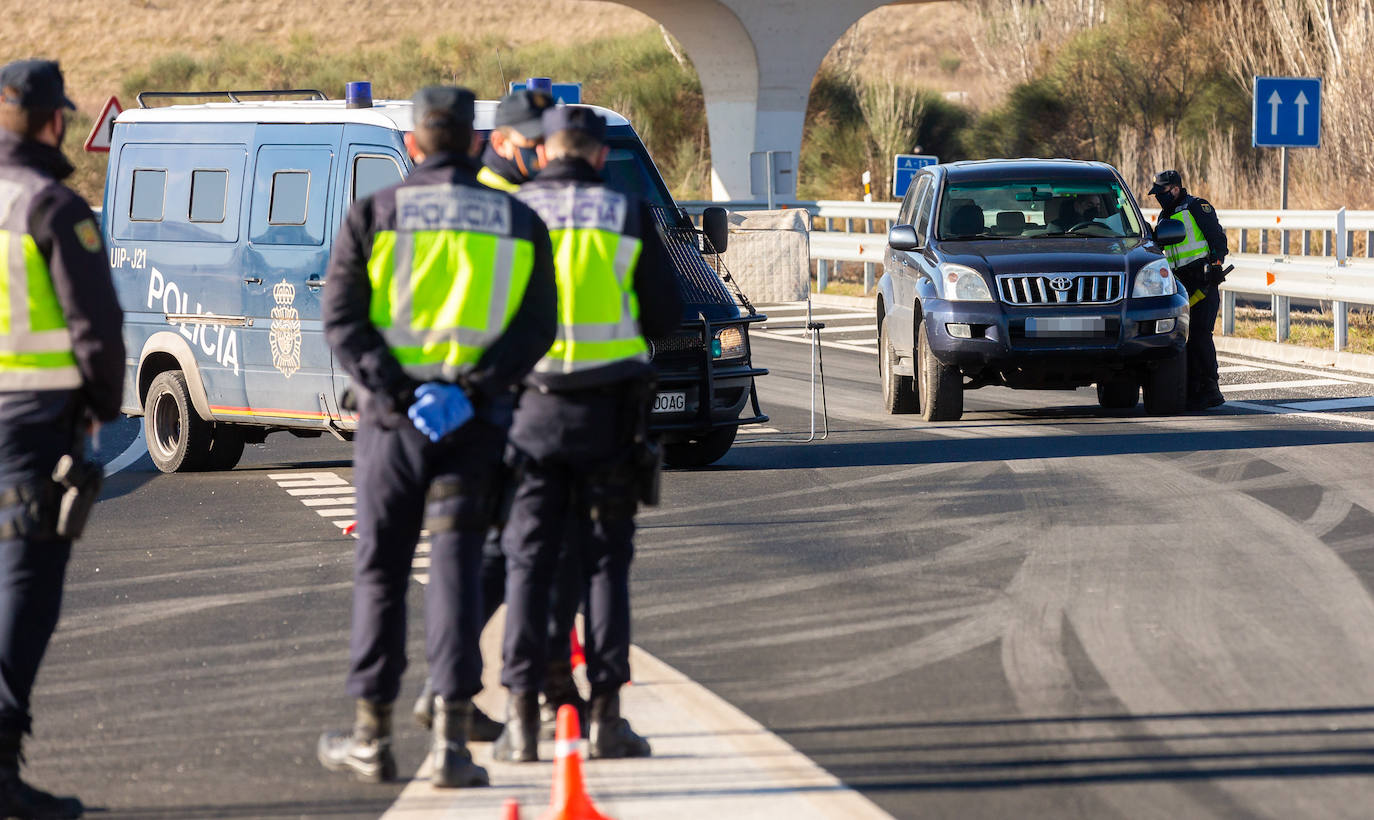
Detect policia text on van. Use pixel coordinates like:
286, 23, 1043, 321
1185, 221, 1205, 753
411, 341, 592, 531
102, 86, 766, 472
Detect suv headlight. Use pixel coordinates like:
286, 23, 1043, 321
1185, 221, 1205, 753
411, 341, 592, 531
1131, 259, 1176, 298
938, 263, 993, 301
713, 325, 746, 359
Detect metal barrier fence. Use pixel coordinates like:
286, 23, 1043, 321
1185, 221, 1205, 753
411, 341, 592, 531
680, 200, 1374, 351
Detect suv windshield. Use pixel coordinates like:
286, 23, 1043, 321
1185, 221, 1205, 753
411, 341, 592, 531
938, 179, 1142, 240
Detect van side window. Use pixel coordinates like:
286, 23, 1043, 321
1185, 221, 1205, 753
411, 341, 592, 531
353, 155, 403, 202
130, 169, 167, 222
268, 171, 310, 225
189, 170, 228, 223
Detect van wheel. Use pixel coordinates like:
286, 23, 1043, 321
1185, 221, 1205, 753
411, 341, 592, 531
1142, 352, 1186, 415
145, 370, 212, 473
1096, 376, 1140, 409
205, 425, 246, 471
917, 320, 963, 422
663, 426, 737, 469
880, 318, 917, 414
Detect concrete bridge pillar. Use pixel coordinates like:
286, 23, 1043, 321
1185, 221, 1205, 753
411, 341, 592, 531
613, 0, 897, 200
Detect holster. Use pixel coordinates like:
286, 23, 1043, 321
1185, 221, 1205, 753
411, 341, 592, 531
52, 454, 102, 540
623, 376, 662, 508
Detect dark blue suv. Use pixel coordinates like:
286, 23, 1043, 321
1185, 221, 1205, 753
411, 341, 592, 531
876, 159, 1190, 421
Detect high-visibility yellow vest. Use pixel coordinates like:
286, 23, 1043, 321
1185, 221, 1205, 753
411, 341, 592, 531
477, 166, 520, 193
0, 226, 80, 391
367, 183, 534, 382
1164, 207, 1210, 270
517, 184, 649, 376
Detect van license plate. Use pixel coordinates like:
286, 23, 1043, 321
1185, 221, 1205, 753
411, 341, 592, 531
1025, 316, 1107, 338
652, 391, 686, 413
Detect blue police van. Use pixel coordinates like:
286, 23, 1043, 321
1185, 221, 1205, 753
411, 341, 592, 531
103, 88, 766, 472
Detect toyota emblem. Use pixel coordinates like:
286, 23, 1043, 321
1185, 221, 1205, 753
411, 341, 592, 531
1049, 276, 1074, 291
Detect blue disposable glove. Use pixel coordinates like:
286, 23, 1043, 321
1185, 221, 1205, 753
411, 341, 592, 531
407, 382, 474, 442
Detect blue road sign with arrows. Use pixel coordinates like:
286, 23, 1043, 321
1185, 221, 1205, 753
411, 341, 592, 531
893, 154, 938, 198
1253, 76, 1321, 148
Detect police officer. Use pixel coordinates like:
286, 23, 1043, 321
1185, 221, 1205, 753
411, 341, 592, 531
1149, 169, 1229, 410
477, 89, 552, 193
319, 85, 556, 788
0, 59, 123, 819
494, 107, 681, 762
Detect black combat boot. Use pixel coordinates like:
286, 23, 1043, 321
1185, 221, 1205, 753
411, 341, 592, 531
539, 661, 587, 740
0, 732, 82, 819
491, 691, 540, 763
317, 700, 397, 783
412, 678, 504, 742
430, 696, 490, 788
587, 690, 651, 759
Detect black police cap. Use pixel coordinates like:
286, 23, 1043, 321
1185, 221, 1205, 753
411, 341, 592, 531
1148, 169, 1182, 195
495, 89, 554, 140
412, 86, 476, 130
0, 59, 76, 111
542, 106, 606, 142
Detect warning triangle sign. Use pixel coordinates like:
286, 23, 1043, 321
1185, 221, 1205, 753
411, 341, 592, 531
84, 96, 123, 153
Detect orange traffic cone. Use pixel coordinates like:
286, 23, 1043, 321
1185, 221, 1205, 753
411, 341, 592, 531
539, 704, 612, 820
568, 627, 586, 672
503, 798, 522, 820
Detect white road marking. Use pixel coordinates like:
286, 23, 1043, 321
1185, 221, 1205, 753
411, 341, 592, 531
1217, 355, 1374, 387
1219, 378, 1346, 393
1278, 396, 1374, 411
737, 426, 782, 434
102, 433, 148, 477
1228, 400, 1374, 429
1219, 365, 1263, 374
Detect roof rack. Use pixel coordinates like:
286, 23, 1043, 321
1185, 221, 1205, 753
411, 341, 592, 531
136, 89, 329, 108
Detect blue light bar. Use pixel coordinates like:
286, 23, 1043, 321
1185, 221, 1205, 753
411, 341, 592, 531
346, 81, 373, 109
526, 77, 554, 95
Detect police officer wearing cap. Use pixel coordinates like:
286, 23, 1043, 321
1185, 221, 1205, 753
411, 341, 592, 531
478, 89, 553, 193
0, 59, 123, 819
494, 106, 681, 763
319, 85, 556, 788
1149, 169, 1229, 410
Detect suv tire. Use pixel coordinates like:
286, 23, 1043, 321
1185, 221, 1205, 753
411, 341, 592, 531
917, 320, 963, 422
145, 370, 213, 473
1096, 376, 1140, 409
1142, 352, 1186, 415
663, 426, 737, 469
880, 317, 917, 414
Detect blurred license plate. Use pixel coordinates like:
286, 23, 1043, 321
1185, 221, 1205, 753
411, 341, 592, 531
652, 391, 686, 413
1025, 316, 1108, 338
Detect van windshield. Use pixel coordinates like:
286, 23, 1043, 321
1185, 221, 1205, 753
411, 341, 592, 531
602, 132, 674, 209
939, 179, 1142, 240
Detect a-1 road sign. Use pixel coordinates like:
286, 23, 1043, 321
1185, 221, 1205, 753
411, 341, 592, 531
893, 154, 938, 199
1252, 76, 1320, 148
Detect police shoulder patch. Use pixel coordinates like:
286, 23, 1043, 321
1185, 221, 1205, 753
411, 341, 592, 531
1200, 203, 1213, 213
73, 217, 102, 253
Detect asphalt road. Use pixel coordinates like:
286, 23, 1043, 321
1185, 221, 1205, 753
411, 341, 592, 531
28, 310, 1374, 818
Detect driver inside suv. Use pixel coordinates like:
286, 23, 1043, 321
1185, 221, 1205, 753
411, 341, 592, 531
1045, 194, 1108, 232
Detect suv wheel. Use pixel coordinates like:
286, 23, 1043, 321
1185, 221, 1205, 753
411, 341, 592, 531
145, 370, 212, 473
1142, 352, 1186, 415
917, 320, 963, 422
663, 426, 737, 469
1096, 376, 1140, 409
880, 318, 917, 414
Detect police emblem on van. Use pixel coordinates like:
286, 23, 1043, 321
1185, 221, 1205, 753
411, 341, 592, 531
269, 280, 302, 378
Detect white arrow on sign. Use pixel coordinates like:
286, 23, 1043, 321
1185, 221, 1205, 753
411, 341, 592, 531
1294, 90, 1309, 136
1268, 89, 1282, 135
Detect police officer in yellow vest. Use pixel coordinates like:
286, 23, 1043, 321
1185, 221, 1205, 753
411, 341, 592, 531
1150, 169, 1228, 410
319, 86, 556, 788
0, 59, 123, 820
477, 89, 553, 193
494, 106, 681, 762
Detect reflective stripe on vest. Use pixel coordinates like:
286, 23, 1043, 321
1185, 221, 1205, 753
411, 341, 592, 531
1165, 208, 1209, 270
477, 166, 520, 193
367, 183, 534, 382
0, 229, 80, 391
518, 185, 648, 375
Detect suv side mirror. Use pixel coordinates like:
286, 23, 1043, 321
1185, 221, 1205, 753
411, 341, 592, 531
1152, 219, 1186, 246
889, 224, 920, 252
701, 206, 729, 254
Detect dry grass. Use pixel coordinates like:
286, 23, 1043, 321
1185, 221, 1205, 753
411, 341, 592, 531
1226, 305, 1374, 355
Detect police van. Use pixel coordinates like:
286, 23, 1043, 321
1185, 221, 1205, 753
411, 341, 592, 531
103, 85, 766, 472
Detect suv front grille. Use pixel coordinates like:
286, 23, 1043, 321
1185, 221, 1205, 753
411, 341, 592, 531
997, 273, 1123, 305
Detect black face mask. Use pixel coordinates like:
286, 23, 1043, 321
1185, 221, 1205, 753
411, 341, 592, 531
512, 146, 541, 181
1155, 191, 1177, 211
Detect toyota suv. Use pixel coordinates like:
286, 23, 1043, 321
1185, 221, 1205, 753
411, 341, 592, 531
876, 158, 1190, 421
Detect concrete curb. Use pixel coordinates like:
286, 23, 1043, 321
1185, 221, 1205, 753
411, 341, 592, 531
1214, 335, 1374, 375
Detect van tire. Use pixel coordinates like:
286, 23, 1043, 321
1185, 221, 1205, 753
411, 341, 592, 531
145, 370, 212, 473
205, 425, 246, 471
880, 318, 917, 414
917, 320, 963, 422
663, 426, 737, 469
1142, 352, 1186, 415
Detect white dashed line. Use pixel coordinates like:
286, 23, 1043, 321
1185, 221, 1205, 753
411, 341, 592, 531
1278, 396, 1374, 411
1219, 378, 1347, 393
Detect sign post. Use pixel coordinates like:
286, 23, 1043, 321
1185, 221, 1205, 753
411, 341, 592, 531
1252, 76, 1320, 254
892, 154, 938, 199
83, 95, 123, 153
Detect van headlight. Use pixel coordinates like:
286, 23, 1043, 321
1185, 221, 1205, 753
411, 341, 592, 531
938, 263, 993, 301
1132, 259, 1176, 298
713, 325, 746, 359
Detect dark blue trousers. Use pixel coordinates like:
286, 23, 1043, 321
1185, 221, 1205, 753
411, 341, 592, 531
346, 418, 504, 704
1188, 284, 1221, 391
480, 524, 578, 663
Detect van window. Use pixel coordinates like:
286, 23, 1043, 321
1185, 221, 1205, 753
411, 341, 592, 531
353, 155, 403, 202
190, 170, 228, 223
130, 169, 166, 222
268, 171, 310, 225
